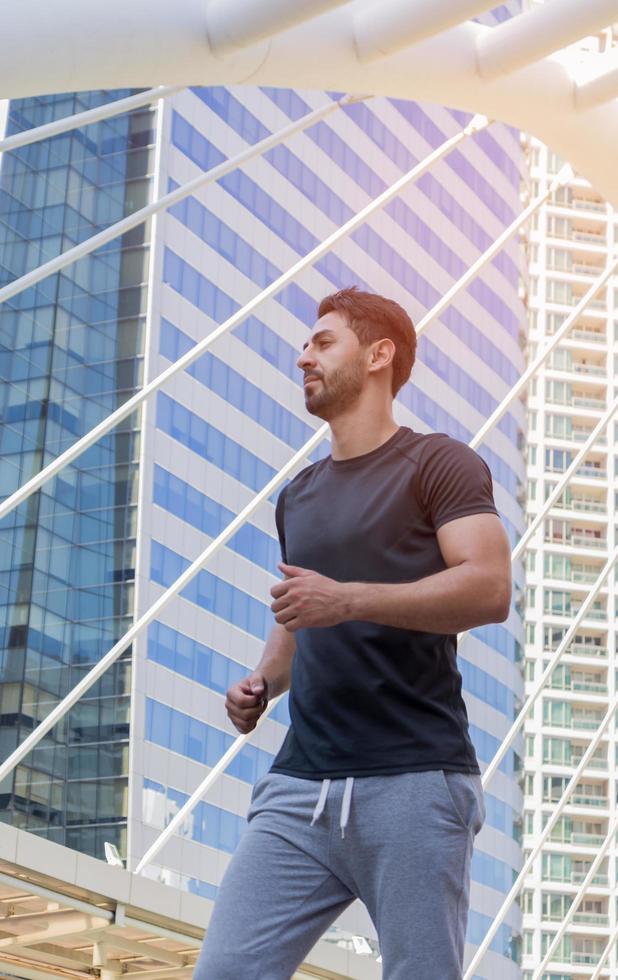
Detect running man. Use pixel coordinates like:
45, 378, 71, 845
194, 286, 512, 979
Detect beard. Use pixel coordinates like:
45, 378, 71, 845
304, 356, 365, 420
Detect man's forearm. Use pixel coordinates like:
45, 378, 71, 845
256, 623, 296, 698
341, 563, 510, 634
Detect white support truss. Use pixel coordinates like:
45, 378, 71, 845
0, 111, 486, 526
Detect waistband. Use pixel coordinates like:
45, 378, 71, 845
309, 776, 354, 838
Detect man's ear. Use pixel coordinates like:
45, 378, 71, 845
367, 338, 396, 374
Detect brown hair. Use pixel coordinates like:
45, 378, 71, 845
317, 286, 416, 396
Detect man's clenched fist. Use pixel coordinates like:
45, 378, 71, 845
225, 671, 269, 734
270, 562, 352, 632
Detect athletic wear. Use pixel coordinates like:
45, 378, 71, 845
270, 426, 499, 780
193, 768, 486, 980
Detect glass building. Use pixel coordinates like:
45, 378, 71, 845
1, 79, 527, 980
0, 90, 154, 856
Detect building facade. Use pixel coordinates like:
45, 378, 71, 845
0, 90, 154, 856
1, 82, 527, 978
522, 30, 618, 974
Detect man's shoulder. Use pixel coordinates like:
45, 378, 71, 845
278, 455, 329, 502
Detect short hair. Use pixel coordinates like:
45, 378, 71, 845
317, 286, 416, 396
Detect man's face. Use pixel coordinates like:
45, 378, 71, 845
297, 311, 366, 420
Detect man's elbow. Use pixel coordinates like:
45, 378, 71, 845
493, 581, 512, 622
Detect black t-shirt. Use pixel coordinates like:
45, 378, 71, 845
269, 425, 500, 779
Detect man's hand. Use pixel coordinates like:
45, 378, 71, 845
225, 671, 269, 734
270, 563, 350, 632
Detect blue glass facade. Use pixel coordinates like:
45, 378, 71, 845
0, 91, 154, 856
132, 75, 526, 973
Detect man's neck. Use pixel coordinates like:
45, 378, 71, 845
329, 413, 400, 461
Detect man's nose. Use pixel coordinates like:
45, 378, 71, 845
297, 348, 315, 371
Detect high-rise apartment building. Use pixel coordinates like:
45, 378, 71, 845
1, 74, 527, 980
522, 26, 618, 978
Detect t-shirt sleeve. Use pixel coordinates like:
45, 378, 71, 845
416, 435, 499, 532
274, 486, 288, 563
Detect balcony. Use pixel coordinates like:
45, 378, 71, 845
570, 753, 608, 769
571, 832, 607, 846
568, 643, 607, 658
553, 497, 606, 514
569, 327, 607, 344
571, 429, 607, 445
549, 677, 607, 694
572, 394, 607, 408
575, 465, 607, 480
570, 533, 607, 548
571, 362, 606, 378
571, 870, 608, 885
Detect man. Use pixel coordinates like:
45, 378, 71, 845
194, 287, 512, 979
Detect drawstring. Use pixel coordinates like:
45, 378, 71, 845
310, 777, 355, 838
310, 778, 331, 826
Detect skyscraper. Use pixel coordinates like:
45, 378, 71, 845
521, 23, 618, 978
1, 80, 527, 976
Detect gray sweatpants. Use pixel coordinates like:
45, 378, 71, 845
194, 768, 486, 980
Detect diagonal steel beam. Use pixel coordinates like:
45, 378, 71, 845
590, 923, 618, 980
0, 95, 357, 314
0, 110, 485, 526
469, 252, 618, 453
131, 173, 593, 878
464, 660, 618, 979
0, 425, 327, 787
534, 809, 618, 977
0, 86, 182, 155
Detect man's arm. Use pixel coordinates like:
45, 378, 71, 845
255, 622, 296, 697
224, 624, 295, 734
270, 513, 512, 634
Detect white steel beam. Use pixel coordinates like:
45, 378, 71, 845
0, 111, 485, 528
475, 395, 618, 787
0, 85, 182, 156
0, 426, 327, 787
591, 926, 618, 980
354, 0, 496, 64
464, 678, 618, 979
412, 165, 573, 340
0, 95, 354, 322
206, 0, 351, 57
133, 687, 288, 873
535, 813, 618, 977
469, 252, 618, 457
131, 173, 576, 877
476, 0, 618, 78
575, 46, 618, 108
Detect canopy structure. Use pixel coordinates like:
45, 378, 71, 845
1, 0, 618, 203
